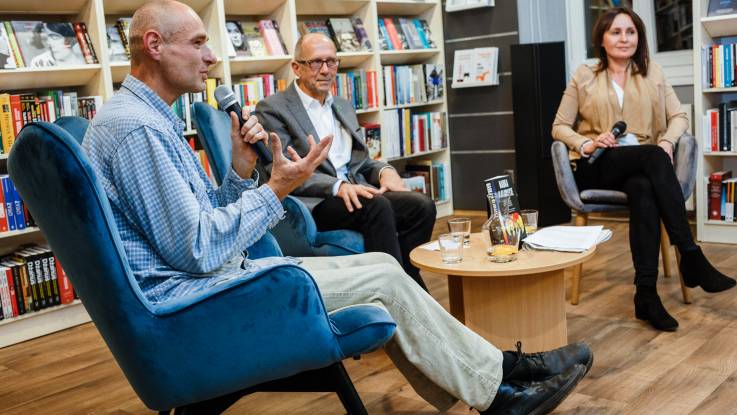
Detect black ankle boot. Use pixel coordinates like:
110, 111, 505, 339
480, 364, 587, 415
634, 289, 678, 331
680, 247, 736, 293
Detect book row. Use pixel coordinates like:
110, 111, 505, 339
0, 243, 75, 321
401, 161, 448, 201
703, 102, 737, 152
225, 20, 289, 58
300, 17, 372, 53
0, 20, 98, 69
701, 42, 737, 89
708, 170, 737, 222
381, 109, 447, 160
383, 64, 444, 107
377, 17, 436, 51
0, 92, 102, 154
332, 70, 379, 111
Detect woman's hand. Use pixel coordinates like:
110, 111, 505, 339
658, 141, 674, 163
582, 131, 618, 155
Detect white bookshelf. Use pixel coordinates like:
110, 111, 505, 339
0, 0, 452, 347
693, 1, 737, 243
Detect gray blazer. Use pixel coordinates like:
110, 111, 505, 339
255, 82, 390, 199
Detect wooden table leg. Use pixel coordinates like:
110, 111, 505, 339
460, 269, 568, 352
447, 275, 465, 324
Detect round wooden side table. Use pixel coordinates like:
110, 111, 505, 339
410, 232, 595, 352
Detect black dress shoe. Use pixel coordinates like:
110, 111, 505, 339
634, 291, 678, 331
503, 341, 593, 382
480, 364, 587, 415
680, 247, 736, 293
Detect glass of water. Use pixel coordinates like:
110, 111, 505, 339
447, 217, 472, 246
438, 233, 464, 264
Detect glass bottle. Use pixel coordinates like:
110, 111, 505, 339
482, 195, 521, 262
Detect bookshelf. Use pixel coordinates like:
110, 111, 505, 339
0, 0, 452, 347
693, 1, 737, 244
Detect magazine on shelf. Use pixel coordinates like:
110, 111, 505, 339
242, 22, 267, 57
707, 0, 737, 16
327, 18, 361, 52
10, 21, 87, 68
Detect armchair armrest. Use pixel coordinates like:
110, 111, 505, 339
270, 196, 320, 257
551, 141, 585, 211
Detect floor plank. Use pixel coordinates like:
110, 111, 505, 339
1, 217, 737, 414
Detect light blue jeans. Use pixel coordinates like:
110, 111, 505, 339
300, 252, 503, 411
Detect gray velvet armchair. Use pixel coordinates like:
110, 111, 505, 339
551, 134, 698, 305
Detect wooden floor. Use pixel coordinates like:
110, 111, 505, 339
2, 216, 737, 414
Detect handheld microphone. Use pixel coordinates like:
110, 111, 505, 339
587, 121, 627, 165
214, 85, 273, 164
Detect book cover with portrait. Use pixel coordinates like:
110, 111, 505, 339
10, 21, 86, 68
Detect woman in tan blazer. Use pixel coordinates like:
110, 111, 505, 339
552, 8, 734, 332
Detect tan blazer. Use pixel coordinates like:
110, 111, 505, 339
551, 61, 688, 162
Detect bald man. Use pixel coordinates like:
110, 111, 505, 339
255, 33, 436, 290
82, 2, 591, 414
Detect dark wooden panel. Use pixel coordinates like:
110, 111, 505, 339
446, 76, 514, 114
450, 153, 515, 210
448, 112, 515, 151
442, 2, 519, 40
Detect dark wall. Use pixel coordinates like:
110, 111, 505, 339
443, 2, 519, 211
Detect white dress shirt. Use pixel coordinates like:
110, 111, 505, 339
295, 83, 352, 195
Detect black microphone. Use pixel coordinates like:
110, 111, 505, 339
587, 121, 627, 165
214, 85, 273, 164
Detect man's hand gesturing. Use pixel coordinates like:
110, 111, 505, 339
266, 133, 332, 200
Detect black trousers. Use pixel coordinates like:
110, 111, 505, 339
311, 191, 436, 290
574, 145, 696, 286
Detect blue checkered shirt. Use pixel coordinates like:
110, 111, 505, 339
83, 75, 295, 304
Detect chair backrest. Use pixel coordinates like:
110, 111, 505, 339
550, 140, 585, 211
674, 133, 698, 200
191, 102, 232, 185
9, 122, 164, 400
54, 116, 89, 143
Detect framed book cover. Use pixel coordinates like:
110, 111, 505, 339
708, 0, 737, 16
327, 18, 361, 52
241, 22, 267, 57
225, 21, 250, 57
11, 21, 86, 68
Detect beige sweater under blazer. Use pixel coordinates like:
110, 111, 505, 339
551, 61, 688, 162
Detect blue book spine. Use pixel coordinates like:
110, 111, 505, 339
9, 180, 25, 230
413, 19, 430, 48
378, 19, 393, 51
1, 177, 15, 231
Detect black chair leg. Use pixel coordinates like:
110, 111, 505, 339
331, 362, 368, 415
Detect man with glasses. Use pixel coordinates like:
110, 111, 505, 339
256, 33, 436, 289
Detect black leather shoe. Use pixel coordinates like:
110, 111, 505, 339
503, 341, 593, 382
680, 247, 736, 293
480, 364, 587, 415
634, 291, 678, 331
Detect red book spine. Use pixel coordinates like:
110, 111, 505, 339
710, 172, 732, 220
711, 110, 719, 152
6, 268, 18, 317
9, 94, 22, 136
383, 18, 403, 50
55, 258, 75, 304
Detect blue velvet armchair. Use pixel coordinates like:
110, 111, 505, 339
191, 102, 365, 257
551, 134, 697, 306
10, 120, 396, 414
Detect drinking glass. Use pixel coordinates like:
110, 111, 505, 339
438, 233, 464, 264
447, 217, 472, 246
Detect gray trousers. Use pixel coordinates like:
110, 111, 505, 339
300, 252, 503, 411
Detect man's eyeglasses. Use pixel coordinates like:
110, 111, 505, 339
296, 58, 340, 71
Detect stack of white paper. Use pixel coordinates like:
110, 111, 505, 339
522, 225, 612, 253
